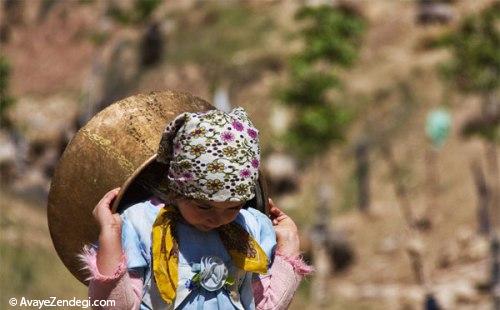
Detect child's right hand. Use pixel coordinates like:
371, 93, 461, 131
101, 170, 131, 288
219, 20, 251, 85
93, 188, 124, 276
92, 188, 122, 234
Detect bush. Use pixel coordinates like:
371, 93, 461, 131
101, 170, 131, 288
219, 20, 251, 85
280, 5, 365, 158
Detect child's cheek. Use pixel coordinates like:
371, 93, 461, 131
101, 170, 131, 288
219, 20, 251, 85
221, 211, 239, 225
188, 209, 204, 224
179, 206, 202, 225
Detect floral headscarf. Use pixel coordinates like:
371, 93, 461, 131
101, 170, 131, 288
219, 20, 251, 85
157, 107, 260, 202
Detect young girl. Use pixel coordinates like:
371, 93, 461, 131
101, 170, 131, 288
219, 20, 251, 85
81, 107, 312, 309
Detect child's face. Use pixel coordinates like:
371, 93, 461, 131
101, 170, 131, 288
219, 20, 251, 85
176, 198, 245, 231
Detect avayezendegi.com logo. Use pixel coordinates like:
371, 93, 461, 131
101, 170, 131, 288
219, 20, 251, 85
8, 296, 115, 308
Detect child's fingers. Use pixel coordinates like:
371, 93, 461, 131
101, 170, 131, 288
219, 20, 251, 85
98, 188, 121, 207
269, 199, 284, 215
93, 188, 120, 219
269, 206, 281, 220
270, 205, 286, 219
270, 211, 289, 228
269, 198, 293, 226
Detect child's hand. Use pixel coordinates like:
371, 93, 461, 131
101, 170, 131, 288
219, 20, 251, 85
93, 188, 122, 234
269, 198, 300, 257
93, 188, 124, 276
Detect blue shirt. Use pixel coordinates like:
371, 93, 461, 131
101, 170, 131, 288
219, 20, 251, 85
120, 199, 276, 310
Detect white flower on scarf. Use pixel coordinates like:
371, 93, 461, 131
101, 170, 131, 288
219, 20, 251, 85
198, 256, 228, 291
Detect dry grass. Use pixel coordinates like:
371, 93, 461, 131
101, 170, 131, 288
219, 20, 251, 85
0, 189, 87, 304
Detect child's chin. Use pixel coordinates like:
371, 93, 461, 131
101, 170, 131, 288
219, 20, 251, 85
194, 224, 216, 231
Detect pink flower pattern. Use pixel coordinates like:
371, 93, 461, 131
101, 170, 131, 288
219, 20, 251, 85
232, 120, 244, 131
240, 169, 251, 179
247, 128, 258, 139
251, 158, 260, 169
221, 131, 235, 142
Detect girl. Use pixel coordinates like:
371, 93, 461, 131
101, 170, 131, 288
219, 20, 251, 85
81, 107, 312, 309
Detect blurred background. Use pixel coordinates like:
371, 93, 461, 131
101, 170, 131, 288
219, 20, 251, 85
0, 0, 499, 309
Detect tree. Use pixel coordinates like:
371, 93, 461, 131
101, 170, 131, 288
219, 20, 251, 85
441, 2, 499, 100
279, 5, 365, 159
440, 3, 500, 306
440, 2, 499, 223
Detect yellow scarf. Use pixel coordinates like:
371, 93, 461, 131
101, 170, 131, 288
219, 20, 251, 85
151, 205, 269, 304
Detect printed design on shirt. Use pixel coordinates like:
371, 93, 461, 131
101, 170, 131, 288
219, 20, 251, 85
151, 205, 268, 304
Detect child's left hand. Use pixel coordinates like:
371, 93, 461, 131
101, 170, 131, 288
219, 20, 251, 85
269, 198, 301, 257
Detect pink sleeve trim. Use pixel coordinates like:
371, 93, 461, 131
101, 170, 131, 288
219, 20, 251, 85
78, 245, 127, 282
253, 253, 314, 310
274, 251, 314, 276
79, 245, 144, 309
